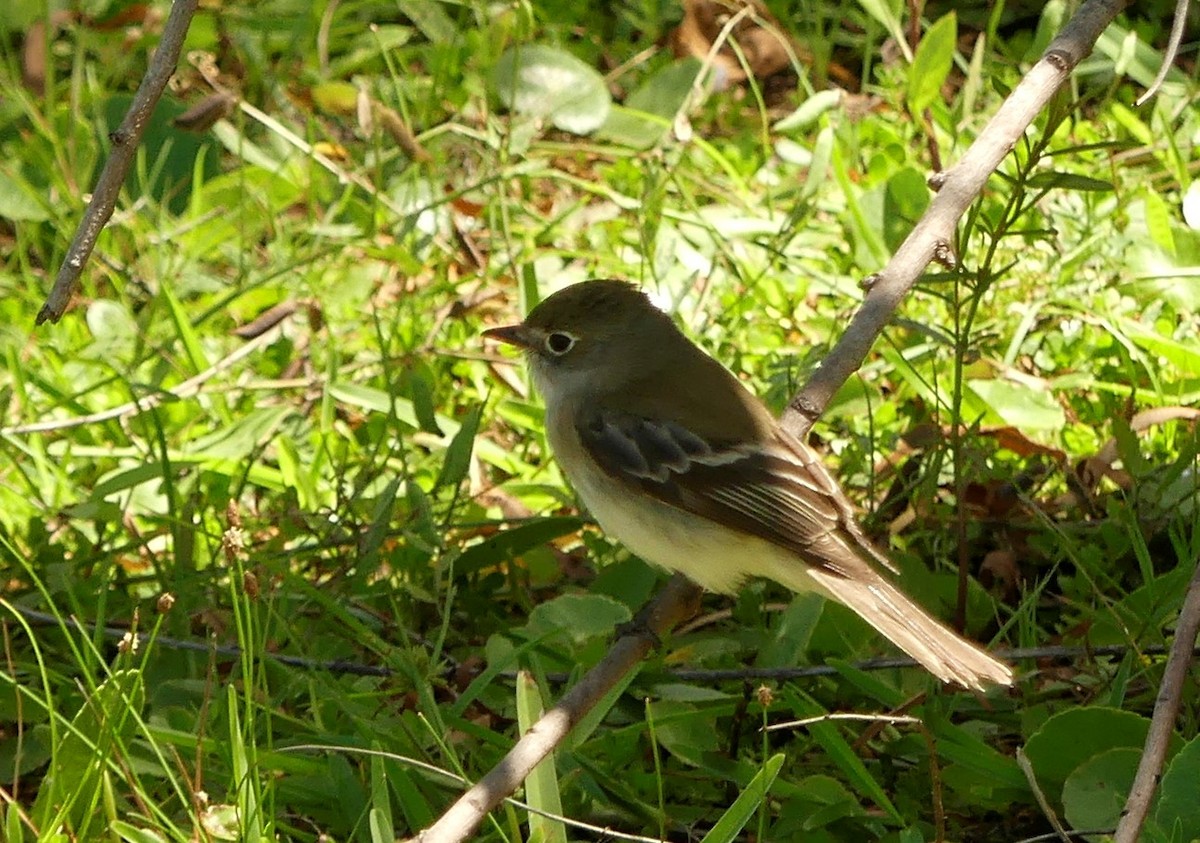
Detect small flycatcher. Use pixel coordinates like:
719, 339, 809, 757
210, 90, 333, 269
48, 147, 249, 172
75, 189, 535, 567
485, 280, 1012, 689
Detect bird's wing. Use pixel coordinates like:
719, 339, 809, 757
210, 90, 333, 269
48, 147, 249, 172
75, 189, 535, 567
575, 408, 897, 578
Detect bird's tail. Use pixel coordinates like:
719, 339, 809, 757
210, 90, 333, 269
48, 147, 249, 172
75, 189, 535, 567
805, 567, 1012, 690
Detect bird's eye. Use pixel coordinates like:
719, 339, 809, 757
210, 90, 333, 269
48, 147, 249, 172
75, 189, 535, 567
545, 331, 577, 355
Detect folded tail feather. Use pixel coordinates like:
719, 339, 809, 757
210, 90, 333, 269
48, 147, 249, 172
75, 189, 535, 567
806, 567, 1013, 690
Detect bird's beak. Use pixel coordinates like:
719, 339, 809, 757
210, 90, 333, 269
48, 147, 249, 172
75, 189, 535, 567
482, 323, 535, 349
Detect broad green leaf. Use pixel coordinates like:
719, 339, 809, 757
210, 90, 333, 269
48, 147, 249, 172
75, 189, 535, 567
598, 60, 700, 148
494, 45, 611, 135
1118, 319, 1200, 372
396, 0, 457, 43
883, 166, 930, 250
1062, 747, 1140, 832
85, 299, 138, 361
111, 821, 169, 843
966, 379, 1066, 431
1157, 733, 1200, 838
648, 700, 720, 768
1142, 190, 1177, 256
908, 13, 957, 115
1023, 707, 1179, 806
527, 592, 631, 642
700, 754, 785, 843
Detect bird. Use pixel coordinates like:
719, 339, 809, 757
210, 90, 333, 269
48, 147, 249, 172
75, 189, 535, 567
484, 279, 1013, 689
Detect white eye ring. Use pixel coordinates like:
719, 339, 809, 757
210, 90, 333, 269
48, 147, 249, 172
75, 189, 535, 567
544, 331, 577, 356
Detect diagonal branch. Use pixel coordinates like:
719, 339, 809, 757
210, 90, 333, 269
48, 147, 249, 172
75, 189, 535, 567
1112, 557, 1200, 843
36, 0, 199, 325
412, 1, 1132, 840
780, 0, 1131, 437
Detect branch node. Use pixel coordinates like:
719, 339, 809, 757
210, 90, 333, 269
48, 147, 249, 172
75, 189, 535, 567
1045, 49, 1072, 72
933, 242, 958, 270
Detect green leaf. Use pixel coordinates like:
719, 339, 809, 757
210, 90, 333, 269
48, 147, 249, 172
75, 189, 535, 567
516, 672, 567, 843
435, 405, 481, 491
966, 378, 1066, 431
756, 593, 823, 669
494, 45, 611, 135
111, 821, 169, 843
527, 592, 631, 642
0, 169, 51, 221
857, 0, 909, 61
1025, 171, 1115, 193
1062, 747, 1140, 832
883, 166, 930, 250
699, 754, 785, 843
598, 60, 699, 148
648, 700, 720, 768
85, 299, 138, 360
1022, 707, 1177, 807
908, 13, 957, 115
395, 0, 457, 43
1157, 733, 1200, 838
368, 748, 395, 843
1118, 318, 1200, 372
33, 670, 145, 834
774, 89, 842, 133
455, 516, 583, 575
1142, 190, 1177, 256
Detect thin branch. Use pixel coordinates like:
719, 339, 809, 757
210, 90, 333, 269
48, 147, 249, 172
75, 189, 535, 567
413, 576, 702, 843
1134, 0, 1191, 106
779, 0, 1132, 437
37, 0, 200, 325
1112, 557, 1200, 843
1017, 746, 1074, 843
7, 603, 1191, 683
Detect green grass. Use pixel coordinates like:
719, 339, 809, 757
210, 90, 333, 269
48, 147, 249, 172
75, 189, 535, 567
1, 1, 1198, 841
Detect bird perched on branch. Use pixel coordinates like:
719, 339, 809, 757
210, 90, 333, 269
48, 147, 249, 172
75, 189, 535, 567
485, 280, 1012, 690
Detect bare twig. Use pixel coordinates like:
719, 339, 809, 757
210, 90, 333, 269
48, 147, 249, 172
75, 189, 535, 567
779, 0, 1131, 437
1134, 0, 1191, 106
1017, 746, 1074, 843
1113, 557, 1200, 843
412, 576, 702, 843
37, 0, 200, 325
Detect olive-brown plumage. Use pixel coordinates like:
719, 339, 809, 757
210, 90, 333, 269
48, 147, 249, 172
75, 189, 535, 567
485, 280, 1012, 689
